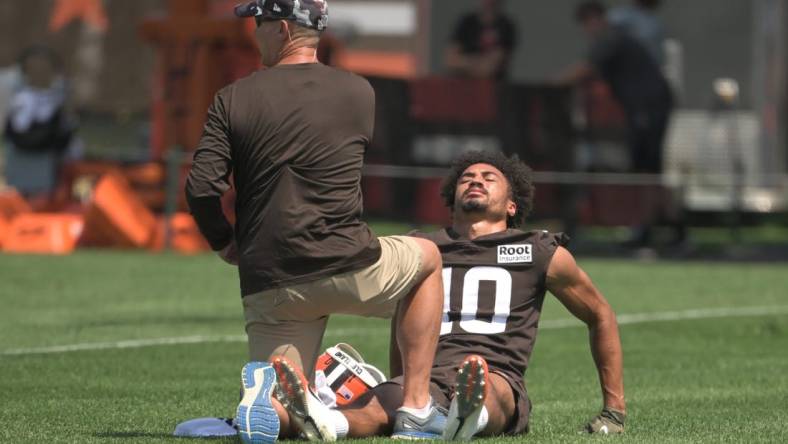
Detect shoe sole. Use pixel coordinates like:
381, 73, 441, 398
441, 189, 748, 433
236, 362, 280, 444
272, 356, 336, 442
443, 355, 488, 441
392, 431, 442, 440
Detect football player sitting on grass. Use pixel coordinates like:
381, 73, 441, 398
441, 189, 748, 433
177, 151, 626, 441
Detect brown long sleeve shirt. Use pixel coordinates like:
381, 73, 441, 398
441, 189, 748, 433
186, 63, 381, 296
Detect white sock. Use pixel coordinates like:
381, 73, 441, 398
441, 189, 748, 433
476, 406, 489, 433
329, 409, 349, 439
397, 397, 433, 419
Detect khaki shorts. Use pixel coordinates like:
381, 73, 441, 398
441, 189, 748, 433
243, 235, 423, 378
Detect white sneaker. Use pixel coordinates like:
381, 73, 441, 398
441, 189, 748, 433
272, 356, 337, 442
442, 355, 489, 441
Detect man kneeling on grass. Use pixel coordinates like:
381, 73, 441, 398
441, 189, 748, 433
269, 151, 626, 440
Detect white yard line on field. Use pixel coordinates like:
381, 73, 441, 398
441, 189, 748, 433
0, 335, 246, 355
538, 305, 788, 329
3, 305, 787, 356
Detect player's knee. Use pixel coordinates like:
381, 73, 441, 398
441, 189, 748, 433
413, 238, 442, 273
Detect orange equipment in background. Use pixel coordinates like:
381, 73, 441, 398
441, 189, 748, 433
0, 190, 32, 221
49, 0, 109, 33
81, 173, 157, 248
149, 212, 210, 254
2, 214, 84, 255
0, 189, 33, 250
139, 0, 258, 159
0, 215, 9, 248
58, 161, 181, 213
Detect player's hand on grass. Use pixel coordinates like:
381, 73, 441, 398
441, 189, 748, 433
217, 240, 239, 265
581, 407, 625, 434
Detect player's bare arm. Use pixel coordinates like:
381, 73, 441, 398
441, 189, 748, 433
545, 246, 626, 431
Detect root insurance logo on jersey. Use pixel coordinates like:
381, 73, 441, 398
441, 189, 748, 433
497, 244, 532, 264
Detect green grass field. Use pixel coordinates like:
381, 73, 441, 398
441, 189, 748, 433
1, 249, 787, 443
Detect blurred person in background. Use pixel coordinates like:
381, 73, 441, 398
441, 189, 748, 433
559, 1, 683, 248
445, 0, 517, 79
609, 0, 666, 66
1, 45, 79, 199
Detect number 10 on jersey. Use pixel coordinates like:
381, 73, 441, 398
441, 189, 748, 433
441, 266, 512, 335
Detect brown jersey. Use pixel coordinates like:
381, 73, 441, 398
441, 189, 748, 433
411, 228, 568, 398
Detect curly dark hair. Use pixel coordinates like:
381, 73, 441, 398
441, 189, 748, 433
440, 150, 535, 228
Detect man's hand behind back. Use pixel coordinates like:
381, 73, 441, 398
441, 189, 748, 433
581, 407, 626, 434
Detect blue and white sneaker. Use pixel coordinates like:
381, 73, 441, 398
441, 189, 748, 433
236, 362, 280, 444
391, 401, 447, 440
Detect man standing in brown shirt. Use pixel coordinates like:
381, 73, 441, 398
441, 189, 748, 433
185, 1, 444, 442
304, 151, 626, 439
